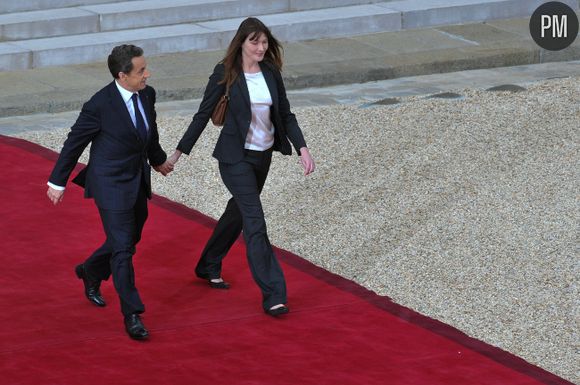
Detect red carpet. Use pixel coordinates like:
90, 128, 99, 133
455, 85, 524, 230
0, 134, 572, 385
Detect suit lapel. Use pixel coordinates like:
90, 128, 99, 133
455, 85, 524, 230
260, 62, 278, 109
236, 72, 251, 110
108, 82, 141, 139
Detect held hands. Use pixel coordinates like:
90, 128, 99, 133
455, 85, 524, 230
48, 150, 181, 205
47, 186, 64, 205
154, 150, 182, 176
299, 147, 315, 176
153, 160, 174, 176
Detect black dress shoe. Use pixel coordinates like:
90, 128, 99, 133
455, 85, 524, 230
208, 278, 230, 289
265, 305, 289, 317
124, 314, 149, 340
75, 264, 106, 307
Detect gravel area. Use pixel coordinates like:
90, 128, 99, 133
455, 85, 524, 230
17, 77, 579, 383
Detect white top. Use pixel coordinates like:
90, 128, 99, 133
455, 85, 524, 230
244, 71, 274, 151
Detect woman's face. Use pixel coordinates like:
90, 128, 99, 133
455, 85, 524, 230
241, 32, 268, 65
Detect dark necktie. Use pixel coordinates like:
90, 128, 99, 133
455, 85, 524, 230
131, 93, 147, 141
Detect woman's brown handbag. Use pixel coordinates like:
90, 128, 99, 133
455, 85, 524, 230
211, 87, 230, 126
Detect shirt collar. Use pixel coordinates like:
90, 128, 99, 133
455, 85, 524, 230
115, 80, 136, 104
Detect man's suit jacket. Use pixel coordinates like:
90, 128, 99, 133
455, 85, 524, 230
177, 61, 307, 164
49, 82, 167, 210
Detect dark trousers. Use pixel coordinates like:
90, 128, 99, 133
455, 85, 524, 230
195, 148, 287, 310
83, 186, 148, 316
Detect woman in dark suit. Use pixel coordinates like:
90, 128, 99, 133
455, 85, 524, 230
168, 17, 315, 316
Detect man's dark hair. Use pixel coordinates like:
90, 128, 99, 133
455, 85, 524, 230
107, 44, 144, 79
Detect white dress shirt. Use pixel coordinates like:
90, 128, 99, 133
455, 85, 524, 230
115, 81, 149, 131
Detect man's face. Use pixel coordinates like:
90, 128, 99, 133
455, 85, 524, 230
118, 56, 149, 92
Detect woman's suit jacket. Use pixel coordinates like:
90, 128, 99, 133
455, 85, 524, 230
48, 82, 167, 210
177, 61, 307, 164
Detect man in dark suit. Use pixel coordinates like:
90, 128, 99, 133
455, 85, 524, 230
46, 44, 173, 340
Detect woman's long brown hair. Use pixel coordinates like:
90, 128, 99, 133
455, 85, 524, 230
220, 17, 283, 89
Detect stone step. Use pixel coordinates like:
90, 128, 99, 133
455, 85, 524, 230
87, 0, 395, 32
0, 8, 100, 40
0, 0, 125, 14
0, 0, 577, 71
2, 3, 398, 70
0, 0, 389, 41
0, 0, 387, 14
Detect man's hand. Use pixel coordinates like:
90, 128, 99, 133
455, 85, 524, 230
153, 161, 174, 176
47, 186, 65, 205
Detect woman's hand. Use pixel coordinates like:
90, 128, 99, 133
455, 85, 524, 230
167, 150, 182, 167
299, 147, 315, 176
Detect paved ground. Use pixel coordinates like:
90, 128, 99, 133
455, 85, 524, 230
0, 14, 579, 119
2, 60, 579, 135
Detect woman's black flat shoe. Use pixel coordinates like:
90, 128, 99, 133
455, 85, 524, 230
208, 279, 230, 289
265, 305, 289, 317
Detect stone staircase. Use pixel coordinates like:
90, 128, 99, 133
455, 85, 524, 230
0, 0, 577, 71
